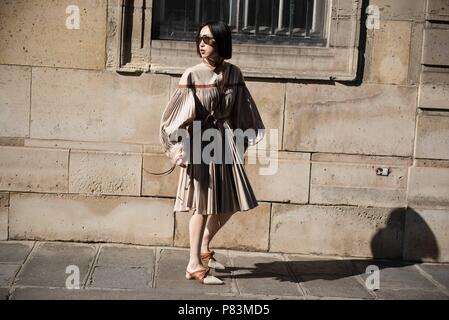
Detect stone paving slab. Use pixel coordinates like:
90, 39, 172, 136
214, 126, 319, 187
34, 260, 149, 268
417, 264, 449, 290
352, 260, 439, 291
97, 244, 155, 267
299, 275, 374, 299
0, 264, 21, 287
155, 248, 235, 294
286, 255, 356, 276
14, 242, 96, 288
89, 266, 153, 289
9, 287, 247, 300
229, 252, 301, 297
0, 241, 34, 263
285, 255, 373, 299
0, 287, 10, 300
374, 289, 449, 300
86, 244, 156, 290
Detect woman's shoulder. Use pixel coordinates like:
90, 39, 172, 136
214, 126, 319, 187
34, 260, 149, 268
178, 61, 243, 86
189, 60, 241, 74
178, 66, 196, 85
226, 63, 244, 84
227, 62, 241, 72
179, 62, 217, 85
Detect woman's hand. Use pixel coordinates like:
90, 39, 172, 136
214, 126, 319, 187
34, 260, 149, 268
176, 157, 187, 168
174, 147, 187, 168
169, 143, 187, 168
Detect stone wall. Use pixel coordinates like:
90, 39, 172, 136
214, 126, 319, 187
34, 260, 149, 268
1, 0, 448, 262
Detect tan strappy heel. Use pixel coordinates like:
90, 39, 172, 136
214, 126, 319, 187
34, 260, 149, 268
185, 266, 224, 285
201, 250, 226, 270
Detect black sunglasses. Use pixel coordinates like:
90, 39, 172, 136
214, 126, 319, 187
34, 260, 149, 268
196, 35, 215, 45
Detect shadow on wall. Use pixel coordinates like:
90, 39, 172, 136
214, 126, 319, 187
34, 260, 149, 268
371, 207, 439, 262
403, 207, 440, 262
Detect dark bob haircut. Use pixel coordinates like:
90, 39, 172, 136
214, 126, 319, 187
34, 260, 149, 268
196, 20, 232, 60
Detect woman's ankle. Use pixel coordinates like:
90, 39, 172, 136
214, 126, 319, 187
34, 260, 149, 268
187, 261, 205, 271
200, 243, 210, 254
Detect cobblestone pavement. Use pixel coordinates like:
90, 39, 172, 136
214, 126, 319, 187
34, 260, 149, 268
1, 241, 448, 300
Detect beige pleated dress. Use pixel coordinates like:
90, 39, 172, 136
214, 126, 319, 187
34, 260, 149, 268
159, 60, 265, 215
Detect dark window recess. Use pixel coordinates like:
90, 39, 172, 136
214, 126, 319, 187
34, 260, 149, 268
117, 0, 151, 72
152, 0, 328, 46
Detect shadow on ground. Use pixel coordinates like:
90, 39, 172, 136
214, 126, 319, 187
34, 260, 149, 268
205, 208, 446, 299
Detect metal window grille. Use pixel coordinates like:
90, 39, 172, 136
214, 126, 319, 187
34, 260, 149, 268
152, 0, 328, 46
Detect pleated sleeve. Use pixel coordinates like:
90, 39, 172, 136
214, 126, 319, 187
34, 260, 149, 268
229, 66, 265, 152
159, 69, 196, 164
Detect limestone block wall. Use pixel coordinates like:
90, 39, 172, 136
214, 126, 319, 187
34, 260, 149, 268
1, 0, 448, 262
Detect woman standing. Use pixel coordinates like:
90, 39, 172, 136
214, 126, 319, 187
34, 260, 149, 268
159, 20, 265, 285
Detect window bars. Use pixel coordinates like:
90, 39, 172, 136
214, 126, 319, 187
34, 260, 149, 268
152, 0, 328, 46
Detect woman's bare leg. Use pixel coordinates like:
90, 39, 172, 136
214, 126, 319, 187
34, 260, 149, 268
201, 212, 234, 253
187, 209, 208, 272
